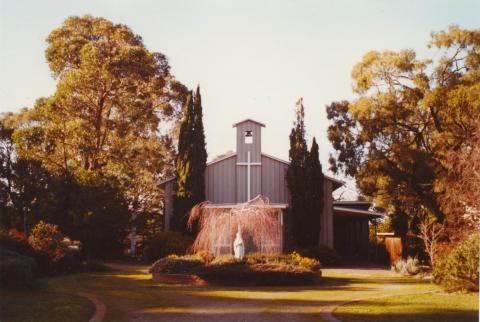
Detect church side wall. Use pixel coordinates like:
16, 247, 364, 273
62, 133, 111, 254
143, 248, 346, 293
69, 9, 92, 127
205, 155, 237, 203
320, 180, 334, 247
261, 155, 290, 204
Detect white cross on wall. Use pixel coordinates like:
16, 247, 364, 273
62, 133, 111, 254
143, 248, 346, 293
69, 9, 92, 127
236, 151, 261, 200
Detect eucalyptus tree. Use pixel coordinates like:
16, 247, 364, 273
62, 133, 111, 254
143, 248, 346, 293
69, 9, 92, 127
10, 15, 188, 255
327, 25, 480, 238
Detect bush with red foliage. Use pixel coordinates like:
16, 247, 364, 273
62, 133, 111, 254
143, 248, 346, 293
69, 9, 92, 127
0, 223, 82, 276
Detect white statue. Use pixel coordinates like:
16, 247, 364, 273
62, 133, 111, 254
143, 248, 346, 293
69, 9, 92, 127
233, 225, 245, 260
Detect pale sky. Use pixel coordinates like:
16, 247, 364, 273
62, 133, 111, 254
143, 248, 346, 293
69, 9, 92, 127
1, 0, 478, 196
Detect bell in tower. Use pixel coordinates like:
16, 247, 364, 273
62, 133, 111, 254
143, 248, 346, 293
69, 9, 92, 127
232, 119, 265, 202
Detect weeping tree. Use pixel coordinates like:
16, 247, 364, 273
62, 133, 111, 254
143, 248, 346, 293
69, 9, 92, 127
172, 86, 207, 233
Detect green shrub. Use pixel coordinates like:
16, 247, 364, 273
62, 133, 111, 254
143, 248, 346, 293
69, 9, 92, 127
290, 251, 321, 270
296, 245, 342, 266
149, 254, 203, 274
392, 257, 421, 276
0, 229, 50, 276
210, 255, 240, 265
196, 250, 214, 264
142, 232, 193, 262
1, 226, 82, 276
245, 253, 289, 266
244, 252, 320, 270
433, 234, 479, 292
0, 249, 36, 288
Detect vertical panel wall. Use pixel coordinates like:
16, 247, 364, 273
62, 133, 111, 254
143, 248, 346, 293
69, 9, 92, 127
235, 121, 262, 163
320, 180, 334, 247
205, 155, 237, 203
164, 181, 173, 230
261, 155, 290, 204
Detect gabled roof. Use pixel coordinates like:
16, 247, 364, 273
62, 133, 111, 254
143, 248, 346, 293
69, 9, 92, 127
160, 152, 345, 191
159, 153, 237, 185
261, 153, 345, 191
232, 119, 266, 128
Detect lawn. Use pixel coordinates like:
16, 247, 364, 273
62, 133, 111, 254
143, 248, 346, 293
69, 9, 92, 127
0, 263, 477, 322
334, 292, 479, 322
0, 287, 93, 322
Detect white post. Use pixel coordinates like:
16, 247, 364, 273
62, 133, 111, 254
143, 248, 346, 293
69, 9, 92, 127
247, 151, 251, 200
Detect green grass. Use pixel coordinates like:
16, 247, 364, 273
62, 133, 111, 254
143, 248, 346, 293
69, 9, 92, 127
0, 264, 478, 322
0, 288, 94, 322
334, 292, 479, 322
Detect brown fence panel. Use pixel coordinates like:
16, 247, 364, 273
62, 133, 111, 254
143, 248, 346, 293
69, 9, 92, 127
385, 237, 402, 265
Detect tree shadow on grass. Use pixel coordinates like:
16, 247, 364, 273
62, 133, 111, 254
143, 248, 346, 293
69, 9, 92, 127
334, 296, 479, 322
334, 310, 477, 322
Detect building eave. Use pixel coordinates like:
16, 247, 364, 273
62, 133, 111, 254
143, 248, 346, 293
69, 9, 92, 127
333, 200, 373, 205
333, 200, 373, 211
333, 206, 384, 219
203, 203, 288, 209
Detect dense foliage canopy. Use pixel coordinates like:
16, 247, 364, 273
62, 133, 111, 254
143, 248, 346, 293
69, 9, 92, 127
1, 15, 188, 257
327, 25, 479, 240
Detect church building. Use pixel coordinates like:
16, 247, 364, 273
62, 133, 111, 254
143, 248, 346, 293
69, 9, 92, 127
160, 119, 383, 259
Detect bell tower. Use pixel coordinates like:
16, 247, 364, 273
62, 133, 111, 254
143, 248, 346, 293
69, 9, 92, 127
233, 119, 265, 202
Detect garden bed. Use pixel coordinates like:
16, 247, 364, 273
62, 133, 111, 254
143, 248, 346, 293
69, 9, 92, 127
149, 252, 322, 286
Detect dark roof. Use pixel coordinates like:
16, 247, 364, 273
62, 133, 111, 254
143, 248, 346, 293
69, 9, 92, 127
232, 119, 266, 128
261, 153, 344, 191
333, 206, 384, 219
333, 200, 372, 211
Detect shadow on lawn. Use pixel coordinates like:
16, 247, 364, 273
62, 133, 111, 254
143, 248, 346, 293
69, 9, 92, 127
59, 263, 455, 322
334, 310, 477, 322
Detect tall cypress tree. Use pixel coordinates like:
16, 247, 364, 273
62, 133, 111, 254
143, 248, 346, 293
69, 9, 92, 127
191, 85, 207, 204
171, 87, 207, 233
306, 137, 324, 247
286, 98, 309, 248
172, 92, 195, 232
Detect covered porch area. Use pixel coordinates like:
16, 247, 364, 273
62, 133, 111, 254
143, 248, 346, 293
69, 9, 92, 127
332, 201, 384, 260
